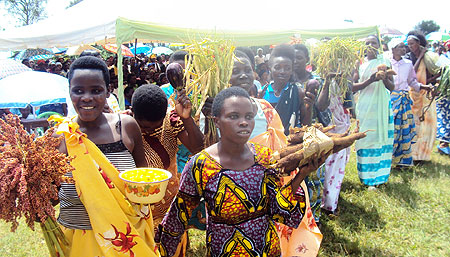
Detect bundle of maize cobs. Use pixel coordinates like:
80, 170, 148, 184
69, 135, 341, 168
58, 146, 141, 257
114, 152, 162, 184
270, 122, 367, 176
375, 64, 396, 80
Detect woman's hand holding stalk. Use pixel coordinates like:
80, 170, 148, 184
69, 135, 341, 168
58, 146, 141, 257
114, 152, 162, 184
175, 89, 192, 120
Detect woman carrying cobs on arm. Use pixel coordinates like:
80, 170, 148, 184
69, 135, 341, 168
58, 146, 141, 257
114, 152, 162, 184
53, 56, 158, 256
155, 87, 328, 257
191, 49, 286, 246
353, 35, 395, 189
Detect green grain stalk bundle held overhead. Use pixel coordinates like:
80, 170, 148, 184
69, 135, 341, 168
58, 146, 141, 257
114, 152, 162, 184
183, 36, 235, 147
311, 38, 367, 100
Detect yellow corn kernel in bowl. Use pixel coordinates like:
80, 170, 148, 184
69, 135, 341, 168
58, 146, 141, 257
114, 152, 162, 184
119, 168, 172, 204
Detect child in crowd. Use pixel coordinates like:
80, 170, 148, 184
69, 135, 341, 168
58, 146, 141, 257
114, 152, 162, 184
19, 105, 35, 120
260, 44, 315, 135
124, 86, 134, 109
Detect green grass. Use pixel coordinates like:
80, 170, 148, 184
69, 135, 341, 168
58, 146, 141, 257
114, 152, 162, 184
318, 150, 450, 257
0, 220, 48, 256
1, 150, 449, 256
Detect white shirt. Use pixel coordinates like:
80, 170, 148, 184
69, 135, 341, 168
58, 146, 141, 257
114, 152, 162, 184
390, 57, 421, 92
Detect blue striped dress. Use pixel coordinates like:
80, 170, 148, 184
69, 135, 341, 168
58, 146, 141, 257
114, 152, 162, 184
390, 91, 416, 166
355, 56, 394, 186
437, 97, 450, 143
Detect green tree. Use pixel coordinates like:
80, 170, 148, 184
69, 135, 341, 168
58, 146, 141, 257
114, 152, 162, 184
1, 0, 47, 26
66, 0, 83, 9
414, 20, 440, 35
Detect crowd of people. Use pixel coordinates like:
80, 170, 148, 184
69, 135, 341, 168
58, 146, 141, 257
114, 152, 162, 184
0, 49, 174, 119
1, 30, 450, 256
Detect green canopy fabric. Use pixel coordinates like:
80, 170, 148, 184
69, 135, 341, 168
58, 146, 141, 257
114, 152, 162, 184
115, 16, 379, 109
116, 17, 378, 47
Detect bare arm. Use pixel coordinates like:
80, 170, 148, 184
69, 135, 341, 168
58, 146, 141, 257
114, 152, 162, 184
413, 58, 421, 72
52, 130, 67, 155
382, 75, 395, 92
121, 114, 148, 167
352, 73, 377, 92
50, 130, 67, 206
315, 73, 339, 112
353, 69, 360, 83
426, 71, 441, 85
290, 151, 331, 192
316, 86, 330, 113
62, 103, 68, 117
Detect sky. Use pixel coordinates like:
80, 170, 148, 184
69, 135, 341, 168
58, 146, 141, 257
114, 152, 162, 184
0, 0, 449, 34
341, 0, 450, 34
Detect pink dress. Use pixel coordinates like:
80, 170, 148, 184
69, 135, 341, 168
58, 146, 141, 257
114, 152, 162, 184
322, 81, 351, 212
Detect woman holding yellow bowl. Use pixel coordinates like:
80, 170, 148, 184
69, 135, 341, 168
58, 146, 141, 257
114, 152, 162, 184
53, 56, 158, 257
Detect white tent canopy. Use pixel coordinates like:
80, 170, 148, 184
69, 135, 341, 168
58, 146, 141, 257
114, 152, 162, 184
0, 0, 116, 50
0, 0, 380, 110
0, 0, 379, 51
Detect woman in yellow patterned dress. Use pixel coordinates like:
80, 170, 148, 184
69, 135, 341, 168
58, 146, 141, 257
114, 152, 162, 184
54, 56, 158, 256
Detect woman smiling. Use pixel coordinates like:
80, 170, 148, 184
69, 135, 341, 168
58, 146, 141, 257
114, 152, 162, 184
54, 56, 157, 256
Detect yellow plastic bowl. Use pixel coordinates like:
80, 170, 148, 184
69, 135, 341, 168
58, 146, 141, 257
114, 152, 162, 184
119, 168, 172, 204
